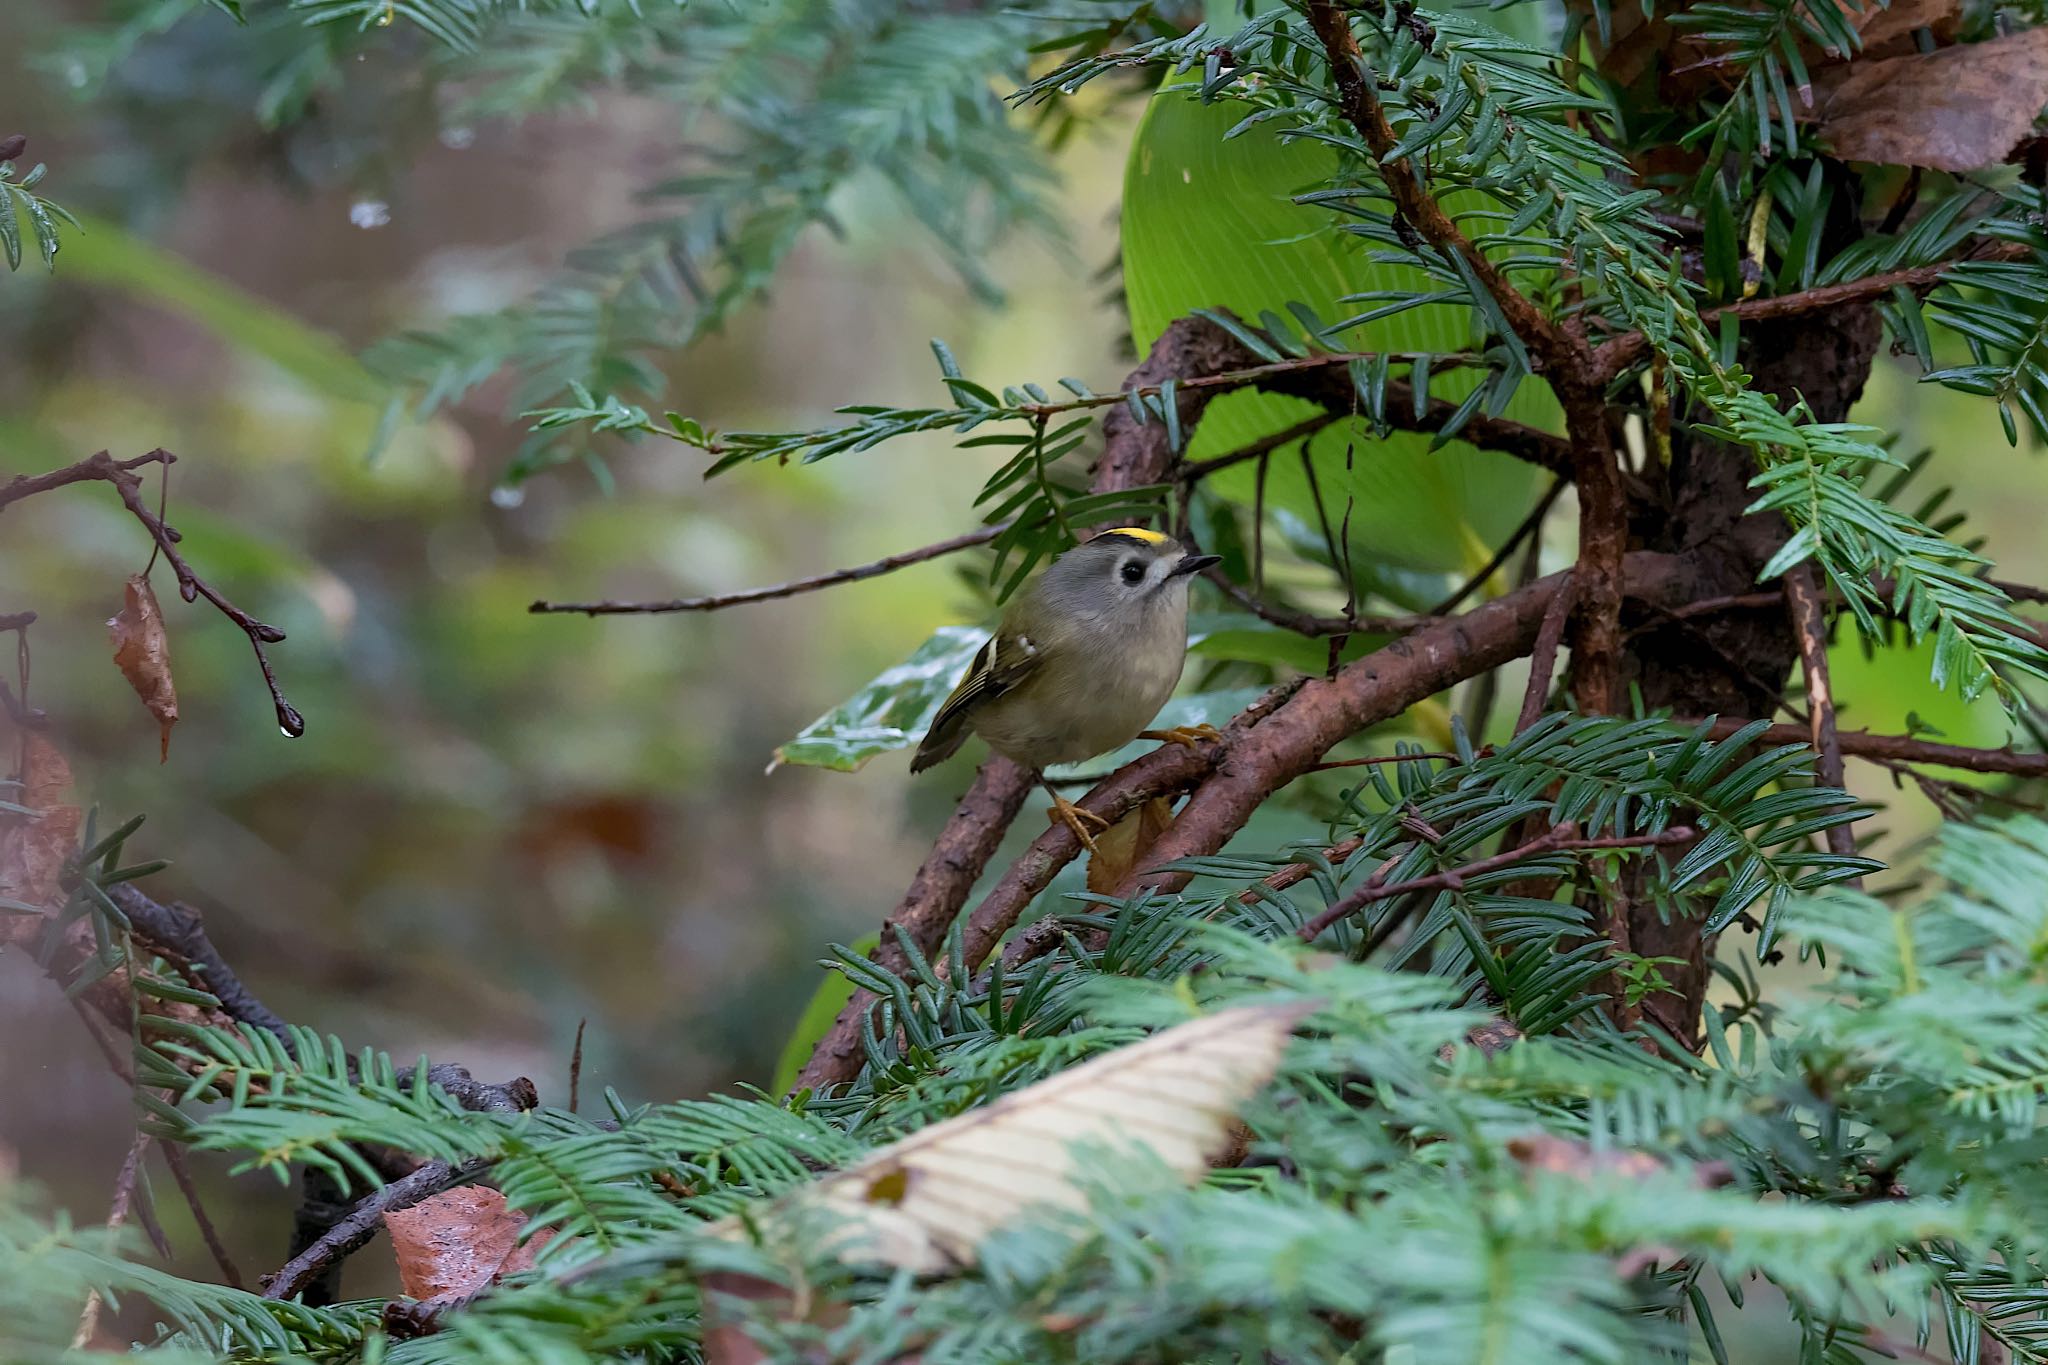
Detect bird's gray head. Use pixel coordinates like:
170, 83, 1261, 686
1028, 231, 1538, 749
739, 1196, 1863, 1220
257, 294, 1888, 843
1034, 527, 1222, 625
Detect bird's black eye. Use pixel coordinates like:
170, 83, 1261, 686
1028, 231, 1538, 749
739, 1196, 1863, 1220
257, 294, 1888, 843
1120, 559, 1145, 584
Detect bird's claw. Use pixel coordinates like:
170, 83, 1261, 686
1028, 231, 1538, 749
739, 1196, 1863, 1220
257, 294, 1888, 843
1140, 723, 1222, 751
1046, 795, 1109, 852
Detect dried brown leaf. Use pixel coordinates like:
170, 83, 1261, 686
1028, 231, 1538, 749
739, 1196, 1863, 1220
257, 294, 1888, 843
1085, 796, 1176, 895
1506, 1133, 1735, 1189
384, 1187, 551, 1305
1851, 0, 1960, 57
108, 574, 178, 762
0, 732, 81, 920
719, 1002, 1308, 1273
1817, 28, 2048, 170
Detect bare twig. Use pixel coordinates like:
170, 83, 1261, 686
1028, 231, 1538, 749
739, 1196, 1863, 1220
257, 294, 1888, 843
1177, 413, 1344, 482
161, 1142, 244, 1290
1517, 570, 1578, 733
72, 1130, 151, 1349
1296, 822, 1696, 942
1593, 240, 2032, 379
1202, 569, 1436, 638
1426, 479, 1565, 618
264, 1159, 487, 1301
1785, 565, 1860, 880
529, 524, 1004, 616
1679, 718, 2048, 777
569, 1018, 586, 1114
2, 449, 303, 736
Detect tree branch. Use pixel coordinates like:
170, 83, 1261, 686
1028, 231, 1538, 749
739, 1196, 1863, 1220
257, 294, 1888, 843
1295, 822, 1697, 942
264, 1158, 487, 1301
1303, 0, 1566, 364
1592, 240, 2031, 379
1680, 718, 2048, 777
528, 525, 1004, 616
2, 449, 303, 736
1784, 565, 1860, 878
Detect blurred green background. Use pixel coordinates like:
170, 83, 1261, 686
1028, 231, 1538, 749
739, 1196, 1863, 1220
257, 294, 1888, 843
3, 1, 2042, 1344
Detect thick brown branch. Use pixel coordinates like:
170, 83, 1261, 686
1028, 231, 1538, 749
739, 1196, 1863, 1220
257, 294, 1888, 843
1683, 718, 2048, 777
1295, 822, 1697, 942
1123, 552, 1697, 896
529, 525, 1003, 616
1784, 565, 1859, 876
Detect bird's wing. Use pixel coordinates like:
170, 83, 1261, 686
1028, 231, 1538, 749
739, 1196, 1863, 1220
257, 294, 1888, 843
910, 629, 1043, 773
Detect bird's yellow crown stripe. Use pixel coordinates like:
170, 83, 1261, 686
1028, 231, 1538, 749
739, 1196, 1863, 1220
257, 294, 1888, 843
1093, 526, 1169, 546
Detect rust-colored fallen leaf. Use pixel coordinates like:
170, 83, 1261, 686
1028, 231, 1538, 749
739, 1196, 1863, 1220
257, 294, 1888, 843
108, 574, 178, 762
0, 731, 81, 920
384, 1187, 552, 1304
1506, 1133, 1735, 1189
1817, 27, 2048, 170
1086, 796, 1175, 895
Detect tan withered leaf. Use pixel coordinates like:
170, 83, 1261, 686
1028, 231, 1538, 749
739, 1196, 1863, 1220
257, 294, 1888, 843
720, 1003, 1308, 1273
1085, 796, 1176, 895
384, 1187, 552, 1304
1817, 27, 2048, 170
107, 574, 178, 762
0, 731, 82, 917
1850, 0, 1959, 58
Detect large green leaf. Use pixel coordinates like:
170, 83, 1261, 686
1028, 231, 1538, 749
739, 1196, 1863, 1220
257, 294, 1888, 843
1121, 69, 1560, 578
774, 627, 991, 772
772, 932, 879, 1095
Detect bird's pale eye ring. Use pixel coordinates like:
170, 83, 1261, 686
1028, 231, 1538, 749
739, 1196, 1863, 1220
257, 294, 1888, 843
1119, 559, 1145, 584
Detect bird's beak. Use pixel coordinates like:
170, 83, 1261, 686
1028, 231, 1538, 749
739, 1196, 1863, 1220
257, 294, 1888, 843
1170, 553, 1223, 578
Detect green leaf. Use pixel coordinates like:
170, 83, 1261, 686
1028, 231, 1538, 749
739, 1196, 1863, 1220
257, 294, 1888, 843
771, 932, 880, 1096
772, 626, 990, 772
1121, 70, 1558, 579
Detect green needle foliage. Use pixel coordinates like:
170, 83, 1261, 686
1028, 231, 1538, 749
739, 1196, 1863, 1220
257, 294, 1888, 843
17, 0, 2048, 1359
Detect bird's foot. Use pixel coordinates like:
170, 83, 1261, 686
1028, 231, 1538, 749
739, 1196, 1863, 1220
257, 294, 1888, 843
1140, 723, 1222, 751
1045, 794, 1110, 852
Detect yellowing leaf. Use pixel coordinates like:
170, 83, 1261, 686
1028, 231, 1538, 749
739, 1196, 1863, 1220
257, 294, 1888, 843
723, 1002, 1307, 1273
107, 573, 178, 762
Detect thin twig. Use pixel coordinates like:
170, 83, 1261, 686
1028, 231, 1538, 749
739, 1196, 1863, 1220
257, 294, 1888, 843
1677, 718, 2048, 777
569, 1018, 586, 1115
4, 449, 304, 736
72, 1130, 151, 1349
1296, 823, 1696, 942
530, 524, 1003, 616
1425, 479, 1565, 618
1178, 413, 1343, 482
1593, 240, 2031, 379
264, 1159, 485, 1301
1202, 569, 1436, 638
160, 1142, 244, 1290
1517, 570, 1578, 733
1784, 565, 1860, 882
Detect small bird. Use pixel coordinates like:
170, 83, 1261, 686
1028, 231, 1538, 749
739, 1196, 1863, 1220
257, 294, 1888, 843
911, 526, 1222, 850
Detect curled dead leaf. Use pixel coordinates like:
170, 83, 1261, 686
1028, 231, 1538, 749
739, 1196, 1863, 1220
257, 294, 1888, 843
1506, 1133, 1735, 1190
1086, 795, 1176, 895
108, 574, 178, 762
1816, 27, 2048, 170
384, 1186, 551, 1305
0, 731, 81, 921
716, 1002, 1309, 1274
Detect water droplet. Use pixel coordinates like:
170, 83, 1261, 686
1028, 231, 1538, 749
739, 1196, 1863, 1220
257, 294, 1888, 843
349, 199, 391, 230
276, 701, 306, 738
439, 126, 476, 150
490, 484, 526, 509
